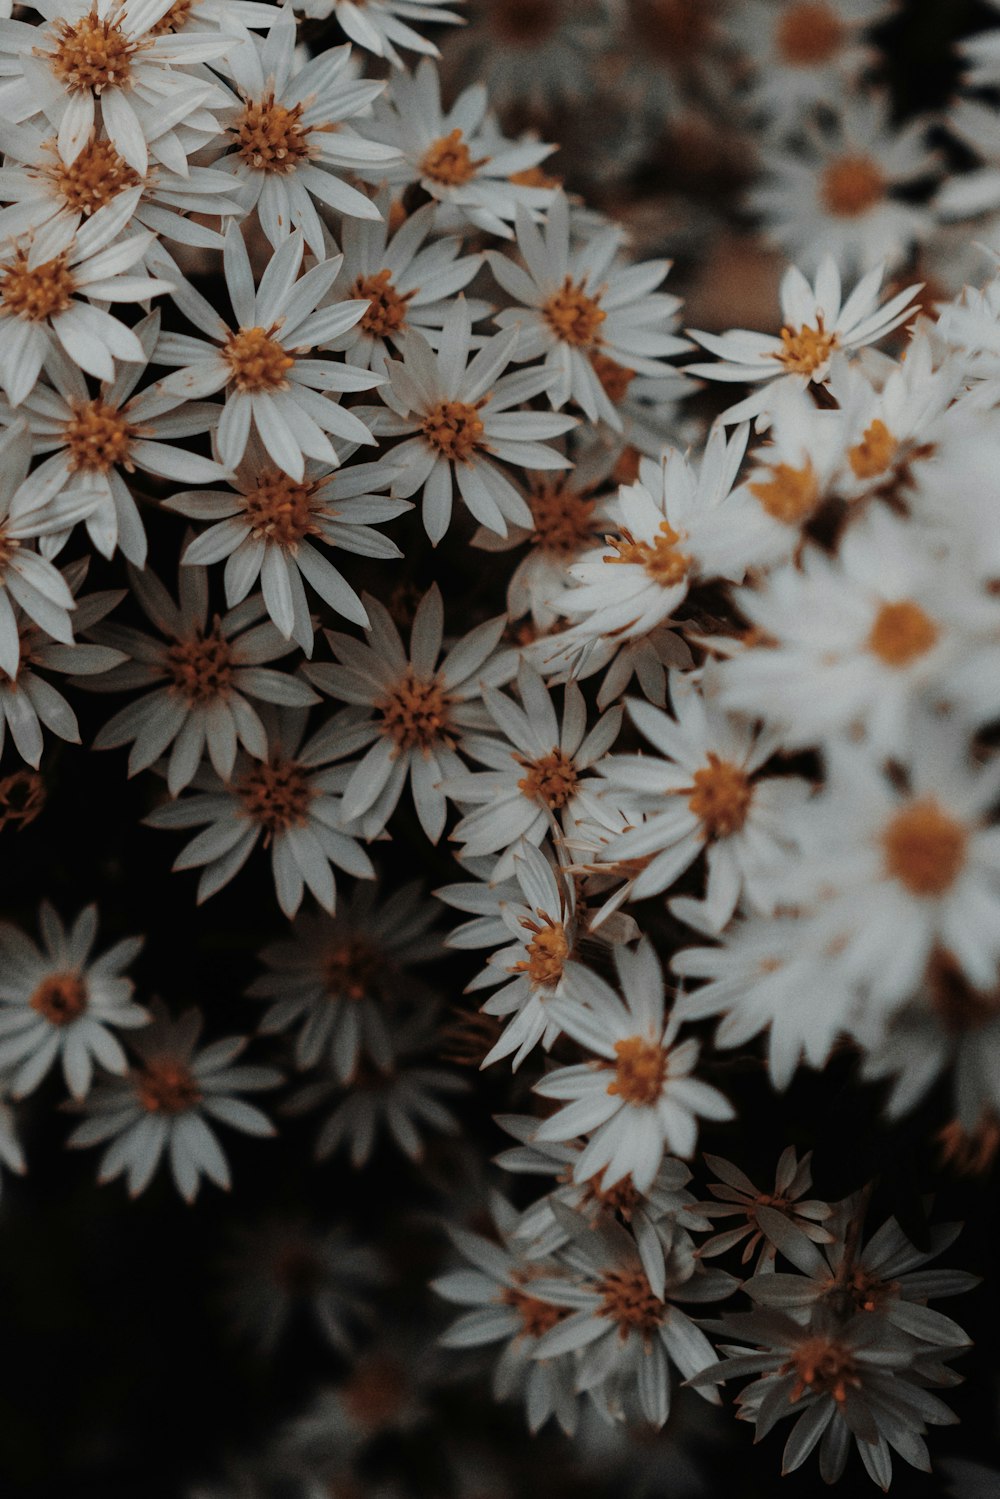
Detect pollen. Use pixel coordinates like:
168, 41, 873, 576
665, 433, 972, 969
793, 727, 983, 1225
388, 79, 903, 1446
579, 1172, 641, 1220
0, 249, 76, 322
528, 480, 597, 555
148, 0, 194, 34
30, 971, 88, 1026
63, 397, 137, 474
748, 458, 819, 525
513, 913, 569, 989
323, 937, 383, 1002
775, 2, 844, 66
164, 625, 234, 705
596, 1266, 665, 1338
591, 351, 636, 404
607, 1036, 668, 1105
848, 417, 897, 479
686, 753, 754, 838
135, 1058, 203, 1115
542, 277, 606, 348
421, 399, 486, 462
882, 798, 968, 897
784, 1334, 861, 1405
420, 129, 487, 187
491, 0, 561, 45
353, 268, 415, 338
234, 94, 311, 174
240, 472, 325, 548
46, 10, 137, 94
867, 599, 938, 668
41, 135, 141, 215
517, 749, 579, 810
376, 670, 456, 753
222, 326, 294, 392
820, 154, 887, 219
774, 319, 838, 375
605, 522, 691, 587
236, 758, 314, 841
501, 1281, 568, 1337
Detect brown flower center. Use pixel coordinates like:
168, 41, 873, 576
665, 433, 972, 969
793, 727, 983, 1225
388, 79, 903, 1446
596, 1266, 664, 1337
236, 758, 313, 840
63, 397, 136, 473
0, 769, 46, 832
148, 0, 195, 33
500, 1282, 568, 1337
240, 472, 325, 547
517, 749, 579, 810
41, 135, 141, 214
882, 798, 968, 897
46, 10, 137, 93
848, 417, 897, 479
775, 2, 844, 65
165, 626, 234, 705
222, 326, 294, 392
353, 268, 415, 337
513, 914, 569, 989
605, 522, 691, 586
135, 1058, 203, 1114
491, 0, 561, 44
748, 458, 819, 524
528, 480, 597, 555
420, 129, 488, 187
30, 971, 87, 1026
820, 155, 887, 219
234, 95, 311, 174
579, 1172, 642, 1219
0, 249, 76, 322
421, 399, 486, 462
867, 599, 938, 668
591, 351, 637, 404
607, 1036, 668, 1105
323, 938, 384, 1002
784, 1335, 861, 1404
543, 277, 606, 348
774, 320, 838, 375
377, 670, 455, 753
686, 753, 753, 838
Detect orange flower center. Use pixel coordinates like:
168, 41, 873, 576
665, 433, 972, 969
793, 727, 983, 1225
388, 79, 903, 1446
605, 522, 691, 586
591, 351, 636, 404
774, 320, 839, 375
63, 397, 136, 473
148, 0, 194, 33
513, 914, 569, 989
30, 971, 88, 1026
353, 268, 415, 337
517, 749, 579, 810
420, 129, 487, 186
775, 2, 844, 65
866, 599, 938, 668
236, 758, 313, 840
882, 798, 968, 897
543, 277, 606, 348
0, 249, 76, 322
748, 458, 819, 524
491, 0, 561, 44
222, 326, 294, 392
47, 10, 137, 93
528, 480, 597, 555
377, 670, 456, 752
596, 1266, 664, 1336
240, 472, 325, 547
607, 1036, 668, 1105
783, 1335, 860, 1404
135, 1058, 203, 1114
322, 938, 383, 1002
579, 1172, 642, 1219
164, 626, 234, 705
234, 95, 311, 174
687, 753, 753, 838
41, 134, 141, 214
0, 769, 46, 832
501, 1282, 568, 1337
421, 399, 486, 462
848, 417, 897, 479
820, 154, 887, 219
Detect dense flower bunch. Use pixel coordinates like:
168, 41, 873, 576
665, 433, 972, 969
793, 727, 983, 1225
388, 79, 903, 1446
2, 0, 999, 1495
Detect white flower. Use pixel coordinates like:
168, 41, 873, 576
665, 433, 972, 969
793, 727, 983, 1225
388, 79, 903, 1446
150, 225, 383, 481
488, 192, 690, 428
533, 937, 733, 1192
306, 0, 465, 67
0, 901, 145, 1099
66, 999, 281, 1201
303, 584, 511, 844
169, 443, 409, 653
362, 295, 576, 544
698, 1148, 834, 1272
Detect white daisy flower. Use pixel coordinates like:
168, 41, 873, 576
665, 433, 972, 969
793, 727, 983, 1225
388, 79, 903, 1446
440, 0, 606, 114
357, 58, 556, 239
303, 0, 465, 66
0, 187, 172, 405
533, 937, 734, 1192
303, 584, 512, 844
248, 880, 442, 1082
0, 1094, 26, 1198
0, 0, 237, 174
686, 255, 920, 427
150, 225, 383, 481
169, 441, 410, 652
958, 0, 1000, 89
145, 705, 376, 919
214, 16, 402, 258
86, 558, 319, 794
487, 192, 690, 430
360, 295, 576, 544
698, 1148, 834, 1273
0, 901, 145, 1099
446, 661, 622, 883
66, 999, 281, 1202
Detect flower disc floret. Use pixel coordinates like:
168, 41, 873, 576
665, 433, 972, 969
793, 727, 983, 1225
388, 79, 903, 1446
687, 754, 754, 839
606, 522, 691, 586
517, 749, 579, 809
774, 322, 839, 375
819, 155, 887, 219
528, 481, 597, 554
63, 398, 136, 474
30, 972, 88, 1026
354, 270, 415, 337
135, 1058, 202, 1115
234, 95, 311, 174
164, 628, 234, 706
783, 1334, 861, 1405
0, 251, 76, 322
222, 326, 295, 393
241, 473, 324, 547
866, 600, 939, 667
420, 129, 487, 186
747, 459, 819, 524
237, 759, 314, 839
775, 3, 844, 65
596, 1266, 665, 1337
882, 800, 968, 897
421, 399, 487, 462
607, 1036, 669, 1105
47, 10, 138, 93
513, 915, 569, 989
542, 277, 606, 348
42, 136, 141, 214
377, 670, 456, 752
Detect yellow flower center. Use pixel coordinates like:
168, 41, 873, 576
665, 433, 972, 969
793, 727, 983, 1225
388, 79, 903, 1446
135, 1058, 203, 1114
421, 399, 486, 462
234, 94, 311, 174
240, 472, 325, 547
748, 458, 819, 524
775, 2, 844, 65
63, 397, 136, 474
353, 268, 415, 337
528, 480, 597, 555
596, 1266, 664, 1336
774, 320, 839, 375
237, 758, 313, 841
607, 1036, 668, 1105
605, 522, 691, 586
30, 971, 88, 1026
40, 134, 142, 214
517, 749, 579, 810
866, 599, 938, 668
420, 129, 488, 186
819, 154, 887, 219
46, 9, 138, 93
686, 753, 754, 838
376, 670, 456, 752
882, 798, 968, 897
0, 249, 76, 322
222, 326, 294, 392
164, 626, 234, 706
542, 276, 606, 348
848, 417, 897, 479
513, 914, 569, 989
